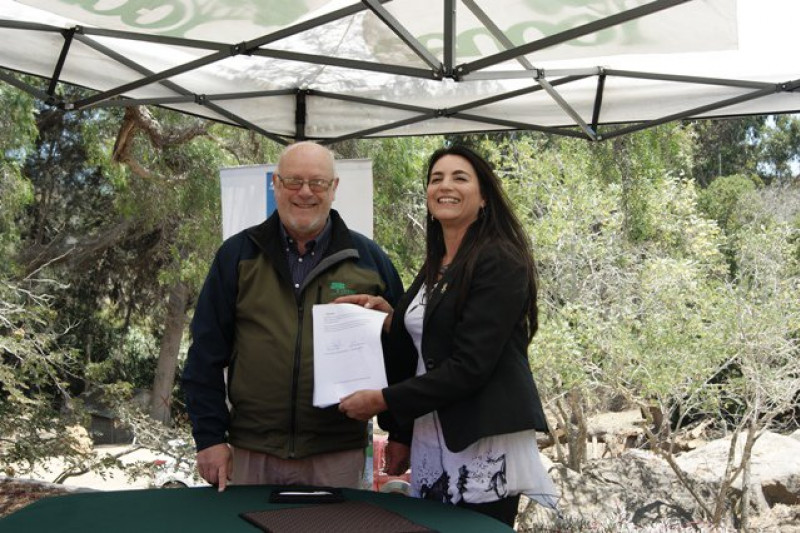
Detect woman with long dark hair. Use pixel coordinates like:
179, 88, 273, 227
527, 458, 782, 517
337, 145, 558, 526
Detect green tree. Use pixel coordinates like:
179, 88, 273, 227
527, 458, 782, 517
0, 83, 95, 478
697, 174, 761, 234
690, 117, 765, 187
14, 93, 282, 426
506, 123, 798, 527
755, 114, 800, 181
690, 115, 800, 186
334, 137, 443, 283
89, 106, 282, 423
0, 83, 37, 267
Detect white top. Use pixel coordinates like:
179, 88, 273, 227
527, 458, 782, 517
403, 285, 559, 508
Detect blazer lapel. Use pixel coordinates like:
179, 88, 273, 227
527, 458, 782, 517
423, 271, 452, 326
394, 270, 425, 320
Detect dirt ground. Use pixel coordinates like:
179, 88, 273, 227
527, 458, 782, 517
1, 445, 162, 518
0, 478, 76, 517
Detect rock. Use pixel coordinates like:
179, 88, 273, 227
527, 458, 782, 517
584, 409, 646, 458
586, 409, 645, 436
539, 449, 721, 528
749, 503, 800, 532
65, 425, 93, 455
675, 431, 800, 506
520, 420, 800, 531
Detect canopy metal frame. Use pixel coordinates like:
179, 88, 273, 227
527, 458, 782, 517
0, 0, 797, 145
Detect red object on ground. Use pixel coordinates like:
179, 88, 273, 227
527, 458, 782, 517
372, 434, 411, 492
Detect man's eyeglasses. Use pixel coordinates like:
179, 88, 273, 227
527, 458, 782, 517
275, 174, 334, 192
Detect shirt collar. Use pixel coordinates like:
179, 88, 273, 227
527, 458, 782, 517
279, 216, 333, 255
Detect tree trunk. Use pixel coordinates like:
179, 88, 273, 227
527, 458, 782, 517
150, 281, 189, 424
566, 388, 588, 471
738, 417, 759, 531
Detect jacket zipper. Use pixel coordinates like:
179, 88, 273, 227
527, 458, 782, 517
289, 303, 304, 458
288, 286, 324, 457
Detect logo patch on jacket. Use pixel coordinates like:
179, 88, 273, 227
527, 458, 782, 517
330, 281, 356, 296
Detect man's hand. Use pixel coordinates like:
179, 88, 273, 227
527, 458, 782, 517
196, 443, 232, 492
338, 390, 387, 421
384, 441, 411, 475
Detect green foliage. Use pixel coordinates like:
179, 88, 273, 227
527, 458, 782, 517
697, 174, 761, 233
338, 136, 444, 284
690, 117, 765, 186
708, 190, 800, 433
496, 134, 628, 411
85, 327, 159, 389
691, 115, 800, 184
0, 84, 101, 476
493, 129, 729, 426
0, 279, 91, 476
0, 83, 38, 151
755, 115, 800, 180
0, 85, 36, 266
589, 125, 696, 243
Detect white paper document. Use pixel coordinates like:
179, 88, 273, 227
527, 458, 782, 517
312, 303, 389, 408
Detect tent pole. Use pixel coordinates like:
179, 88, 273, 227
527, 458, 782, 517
362, 0, 442, 73
74, 49, 239, 109
73, 33, 195, 101
250, 49, 432, 79
457, 0, 692, 76
602, 85, 779, 139
295, 90, 307, 142
537, 78, 597, 140
0, 68, 52, 102
450, 112, 587, 139
204, 99, 290, 146
783, 79, 800, 92
606, 69, 771, 89
592, 74, 607, 135
447, 74, 589, 113
462, 0, 597, 139
47, 27, 74, 97
86, 89, 298, 109
322, 114, 436, 145
443, 0, 456, 78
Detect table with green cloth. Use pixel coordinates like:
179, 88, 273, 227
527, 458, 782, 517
0, 484, 514, 532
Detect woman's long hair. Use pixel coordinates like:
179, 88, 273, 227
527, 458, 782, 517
423, 145, 539, 340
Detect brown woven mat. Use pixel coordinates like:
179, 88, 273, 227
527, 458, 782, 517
240, 500, 436, 533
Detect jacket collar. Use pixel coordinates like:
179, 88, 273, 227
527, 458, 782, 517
405, 266, 453, 327
245, 209, 357, 287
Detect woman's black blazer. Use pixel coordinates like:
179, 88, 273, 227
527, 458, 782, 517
380, 248, 548, 453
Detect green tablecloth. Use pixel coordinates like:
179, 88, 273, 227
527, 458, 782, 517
0, 485, 513, 532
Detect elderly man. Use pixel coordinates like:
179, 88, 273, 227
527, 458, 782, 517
183, 142, 402, 491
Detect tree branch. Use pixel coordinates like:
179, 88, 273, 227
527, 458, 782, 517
17, 218, 135, 278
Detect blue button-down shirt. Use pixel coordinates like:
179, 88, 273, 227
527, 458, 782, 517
279, 217, 332, 295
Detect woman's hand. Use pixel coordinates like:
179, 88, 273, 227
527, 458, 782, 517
338, 390, 388, 421
333, 294, 394, 333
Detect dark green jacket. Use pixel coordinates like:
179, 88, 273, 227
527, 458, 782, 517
183, 209, 403, 458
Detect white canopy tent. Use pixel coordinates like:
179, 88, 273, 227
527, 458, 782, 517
0, 0, 797, 144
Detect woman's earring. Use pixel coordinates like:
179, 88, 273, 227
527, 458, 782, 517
479, 205, 487, 218
429, 213, 436, 222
